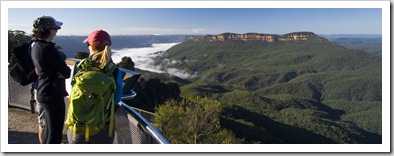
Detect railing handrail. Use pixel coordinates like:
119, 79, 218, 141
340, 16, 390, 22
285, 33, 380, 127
131, 106, 155, 116
118, 101, 170, 144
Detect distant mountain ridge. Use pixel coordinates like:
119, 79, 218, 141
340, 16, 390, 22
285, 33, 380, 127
151, 31, 382, 143
189, 32, 330, 43
52, 32, 380, 58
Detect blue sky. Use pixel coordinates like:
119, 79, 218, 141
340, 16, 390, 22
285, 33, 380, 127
8, 7, 382, 36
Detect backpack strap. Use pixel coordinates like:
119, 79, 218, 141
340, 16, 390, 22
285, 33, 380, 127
107, 91, 115, 138
77, 59, 117, 76
76, 58, 93, 71
105, 62, 117, 138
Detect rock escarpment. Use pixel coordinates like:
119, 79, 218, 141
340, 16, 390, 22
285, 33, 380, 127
189, 32, 330, 43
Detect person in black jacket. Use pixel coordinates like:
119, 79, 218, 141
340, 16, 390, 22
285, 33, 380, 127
31, 16, 71, 144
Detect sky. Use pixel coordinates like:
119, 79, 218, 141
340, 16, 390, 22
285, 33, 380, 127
5, 2, 383, 36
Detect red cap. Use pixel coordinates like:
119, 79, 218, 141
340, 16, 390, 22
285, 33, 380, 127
83, 30, 111, 46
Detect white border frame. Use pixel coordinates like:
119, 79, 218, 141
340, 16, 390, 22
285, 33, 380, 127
1, 0, 390, 153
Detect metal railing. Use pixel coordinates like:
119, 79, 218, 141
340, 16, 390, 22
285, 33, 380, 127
114, 101, 169, 144
8, 58, 170, 144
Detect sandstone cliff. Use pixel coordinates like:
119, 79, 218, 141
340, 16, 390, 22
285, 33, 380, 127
189, 32, 330, 43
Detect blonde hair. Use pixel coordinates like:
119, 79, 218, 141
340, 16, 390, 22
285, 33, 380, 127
90, 40, 112, 69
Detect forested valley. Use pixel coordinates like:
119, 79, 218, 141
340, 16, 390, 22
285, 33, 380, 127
143, 32, 382, 143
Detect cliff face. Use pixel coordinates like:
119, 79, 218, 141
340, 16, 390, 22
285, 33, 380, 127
189, 32, 330, 43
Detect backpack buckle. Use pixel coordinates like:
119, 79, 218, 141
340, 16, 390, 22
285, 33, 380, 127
88, 94, 98, 99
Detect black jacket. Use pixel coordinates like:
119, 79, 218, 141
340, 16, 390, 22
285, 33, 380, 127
31, 39, 71, 103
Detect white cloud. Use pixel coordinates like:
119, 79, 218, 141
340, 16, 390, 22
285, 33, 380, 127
112, 42, 196, 79
166, 68, 197, 79
191, 28, 207, 33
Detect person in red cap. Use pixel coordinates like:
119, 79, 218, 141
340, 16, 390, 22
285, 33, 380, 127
66, 30, 123, 144
30, 15, 71, 144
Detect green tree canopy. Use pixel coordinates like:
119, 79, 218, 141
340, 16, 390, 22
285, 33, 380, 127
8, 30, 32, 47
8, 30, 32, 61
152, 96, 243, 144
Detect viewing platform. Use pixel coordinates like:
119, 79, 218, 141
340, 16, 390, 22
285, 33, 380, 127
8, 58, 169, 144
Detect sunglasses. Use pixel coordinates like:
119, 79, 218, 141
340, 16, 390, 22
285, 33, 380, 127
86, 43, 90, 47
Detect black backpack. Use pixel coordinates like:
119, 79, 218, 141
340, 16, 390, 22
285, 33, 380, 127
8, 41, 37, 86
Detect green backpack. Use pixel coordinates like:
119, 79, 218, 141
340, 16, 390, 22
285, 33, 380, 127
65, 58, 117, 142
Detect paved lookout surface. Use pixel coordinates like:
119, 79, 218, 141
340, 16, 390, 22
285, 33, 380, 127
8, 106, 67, 144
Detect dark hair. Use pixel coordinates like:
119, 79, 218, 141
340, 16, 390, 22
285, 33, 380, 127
32, 28, 50, 39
